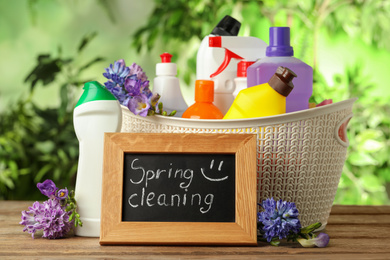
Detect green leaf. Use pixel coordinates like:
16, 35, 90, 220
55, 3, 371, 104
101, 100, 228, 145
69, 211, 75, 222
0, 169, 15, 189
8, 161, 18, 173
147, 29, 159, 51
348, 152, 378, 166
34, 164, 53, 183
359, 139, 384, 153
97, 0, 116, 23
24, 55, 72, 91
27, 0, 39, 25
361, 174, 385, 193
77, 32, 98, 53
53, 168, 61, 181
300, 222, 322, 234
356, 129, 383, 142
79, 57, 105, 72
378, 168, 390, 182
57, 149, 69, 165
35, 141, 55, 154
58, 84, 69, 124
183, 71, 191, 86
19, 168, 31, 175
167, 10, 183, 27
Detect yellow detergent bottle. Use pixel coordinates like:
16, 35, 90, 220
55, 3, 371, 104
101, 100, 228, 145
223, 66, 296, 119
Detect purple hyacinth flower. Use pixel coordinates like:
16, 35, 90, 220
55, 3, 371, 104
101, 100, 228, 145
258, 198, 301, 242
124, 76, 142, 97
141, 81, 153, 98
56, 188, 68, 200
37, 180, 57, 198
129, 62, 148, 83
298, 233, 330, 247
104, 81, 128, 105
103, 59, 130, 85
127, 93, 151, 117
20, 199, 74, 239
20, 201, 44, 239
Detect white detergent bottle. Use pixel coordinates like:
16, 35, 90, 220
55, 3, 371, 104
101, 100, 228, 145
73, 81, 122, 237
196, 15, 267, 114
153, 52, 188, 117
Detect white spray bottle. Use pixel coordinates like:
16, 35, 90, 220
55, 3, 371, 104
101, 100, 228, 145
153, 52, 188, 117
196, 15, 268, 114
73, 81, 122, 237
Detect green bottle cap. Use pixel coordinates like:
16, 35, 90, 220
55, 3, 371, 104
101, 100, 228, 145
75, 81, 117, 108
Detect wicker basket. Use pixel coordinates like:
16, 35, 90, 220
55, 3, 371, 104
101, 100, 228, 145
120, 98, 356, 229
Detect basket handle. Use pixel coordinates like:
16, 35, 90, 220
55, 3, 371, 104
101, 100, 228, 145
334, 113, 353, 147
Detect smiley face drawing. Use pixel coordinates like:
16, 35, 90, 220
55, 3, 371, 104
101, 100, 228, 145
200, 159, 229, 182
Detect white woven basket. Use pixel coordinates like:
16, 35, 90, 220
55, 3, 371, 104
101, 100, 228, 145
120, 98, 357, 229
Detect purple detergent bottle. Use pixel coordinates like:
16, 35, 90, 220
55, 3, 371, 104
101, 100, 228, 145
246, 27, 313, 113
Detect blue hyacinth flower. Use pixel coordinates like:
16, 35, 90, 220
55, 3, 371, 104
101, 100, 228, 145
258, 198, 302, 242
103, 59, 130, 86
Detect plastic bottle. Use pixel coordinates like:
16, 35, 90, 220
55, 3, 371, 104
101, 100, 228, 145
182, 80, 223, 119
246, 27, 312, 113
73, 81, 122, 237
223, 66, 296, 119
196, 15, 267, 115
153, 52, 188, 117
233, 60, 255, 99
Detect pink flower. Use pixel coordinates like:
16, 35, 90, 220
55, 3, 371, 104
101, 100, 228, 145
316, 99, 333, 107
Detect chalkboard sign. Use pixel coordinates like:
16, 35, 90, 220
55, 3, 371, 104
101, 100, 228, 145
100, 133, 257, 246
122, 153, 235, 222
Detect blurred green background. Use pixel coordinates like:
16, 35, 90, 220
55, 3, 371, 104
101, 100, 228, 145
0, 0, 389, 204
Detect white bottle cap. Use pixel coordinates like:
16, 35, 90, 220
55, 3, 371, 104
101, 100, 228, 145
156, 52, 177, 76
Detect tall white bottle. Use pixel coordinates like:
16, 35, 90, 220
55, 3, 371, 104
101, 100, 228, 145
73, 81, 122, 237
153, 52, 188, 117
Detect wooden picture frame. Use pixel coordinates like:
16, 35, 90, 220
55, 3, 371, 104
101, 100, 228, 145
100, 133, 257, 246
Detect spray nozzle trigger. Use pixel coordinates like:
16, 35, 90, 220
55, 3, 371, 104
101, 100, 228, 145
210, 48, 243, 78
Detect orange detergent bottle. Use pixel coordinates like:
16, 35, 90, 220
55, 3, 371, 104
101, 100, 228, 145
182, 80, 223, 119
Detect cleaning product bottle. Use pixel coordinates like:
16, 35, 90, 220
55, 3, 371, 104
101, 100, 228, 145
196, 15, 267, 115
182, 80, 223, 119
246, 27, 312, 113
153, 52, 188, 117
223, 66, 296, 119
73, 81, 122, 237
233, 60, 255, 99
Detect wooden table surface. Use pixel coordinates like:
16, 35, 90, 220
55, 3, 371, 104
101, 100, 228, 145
1, 201, 390, 259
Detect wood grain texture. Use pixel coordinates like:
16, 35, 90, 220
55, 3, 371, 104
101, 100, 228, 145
1, 201, 390, 259
100, 133, 257, 245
